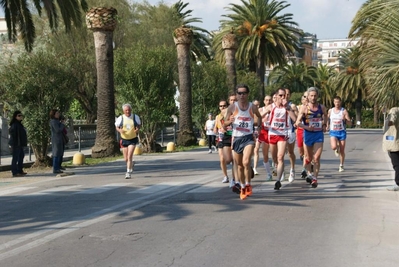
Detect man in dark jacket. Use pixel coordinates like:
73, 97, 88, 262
9, 110, 28, 177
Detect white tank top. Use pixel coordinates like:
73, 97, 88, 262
232, 102, 254, 137
330, 108, 345, 131
268, 106, 289, 136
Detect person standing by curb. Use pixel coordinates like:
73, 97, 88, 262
204, 113, 216, 153
50, 109, 65, 174
383, 107, 399, 191
8, 111, 28, 177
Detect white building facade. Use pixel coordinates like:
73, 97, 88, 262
317, 38, 359, 68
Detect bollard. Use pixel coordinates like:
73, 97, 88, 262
166, 142, 175, 152
198, 139, 206, 146
134, 144, 143, 155
73, 152, 86, 165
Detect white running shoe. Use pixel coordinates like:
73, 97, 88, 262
253, 168, 259, 175
266, 174, 272, 181
229, 178, 235, 188
288, 171, 295, 182
339, 166, 344, 172
125, 172, 131, 179
387, 185, 399, 191
208, 149, 212, 154
222, 176, 229, 183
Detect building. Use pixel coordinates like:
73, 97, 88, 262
317, 38, 359, 68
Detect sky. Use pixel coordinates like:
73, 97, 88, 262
146, 0, 366, 39
0, 0, 365, 39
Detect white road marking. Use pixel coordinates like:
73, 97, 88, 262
25, 185, 81, 196
73, 183, 131, 194
0, 187, 37, 196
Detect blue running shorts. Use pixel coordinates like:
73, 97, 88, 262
303, 131, 324, 146
329, 130, 347, 141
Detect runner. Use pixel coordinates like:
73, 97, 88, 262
252, 99, 261, 175
258, 95, 273, 181
327, 96, 351, 172
285, 88, 299, 182
214, 100, 230, 183
295, 87, 328, 188
297, 91, 309, 178
224, 84, 262, 199
263, 88, 297, 190
215, 94, 238, 188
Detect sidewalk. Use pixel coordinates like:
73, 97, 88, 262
0, 147, 93, 172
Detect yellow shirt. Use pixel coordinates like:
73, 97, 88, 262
120, 115, 137, 140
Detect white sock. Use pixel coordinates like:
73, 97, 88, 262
263, 162, 271, 174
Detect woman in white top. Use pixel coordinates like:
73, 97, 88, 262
204, 113, 216, 153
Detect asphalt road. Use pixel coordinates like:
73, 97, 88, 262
0, 129, 398, 267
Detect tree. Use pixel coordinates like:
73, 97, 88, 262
309, 64, 337, 108
191, 59, 230, 136
349, 0, 399, 110
269, 61, 313, 93
332, 47, 368, 124
2, 0, 88, 51
173, 26, 197, 146
222, 30, 239, 92
213, 0, 301, 99
0, 50, 76, 166
86, 7, 120, 158
114, 44, 177, 152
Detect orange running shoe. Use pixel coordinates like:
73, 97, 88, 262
240, 188, 247, 200
245, 185, 253, 196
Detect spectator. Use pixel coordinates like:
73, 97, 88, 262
383, 107, 399, 191
8, 110, 28, 177
50, 109, 65, 174
204, 113, 216, 153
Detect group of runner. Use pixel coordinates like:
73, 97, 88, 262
213, 84, 352, 200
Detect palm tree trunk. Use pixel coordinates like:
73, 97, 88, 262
91, 30, 119, 157
256, 53, 266, 100
373, 99, 378, 124
222, 32, 238, 92
174, 27, 197, 146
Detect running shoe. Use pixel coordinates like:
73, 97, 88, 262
125, 172, 131, 179
311, 178, 318, 188
335, 146, 340, 157
339, 166, 344, 172
232, 183, 241, 194
288, 171, 295, 183
301, 169, 307, 179
229, 178, 235, 188
274, 181, 282, 190
245, 185, 253, 196
208, 149, 212, 154
240, 188, 247, 200
266, 174, 273, 181
253, 168, 259, 175
386, 185, 399, 191
222, 176, 229, 183
305, 175, 313, 184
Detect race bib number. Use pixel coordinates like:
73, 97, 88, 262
273, 122, 285, 129
238, 121, 249, 128
332, 120, 343, 130
309, 119, 321, 128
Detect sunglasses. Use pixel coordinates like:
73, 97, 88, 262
237, 92, 248, 95
219, 105, 227, 108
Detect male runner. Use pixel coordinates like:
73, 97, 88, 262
327, 96, 351, 172
263, 88, 297, 190
295, 87, 327, 188
258, 95, 273, 181
224, 84, 262, 199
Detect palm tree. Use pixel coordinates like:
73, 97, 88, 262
213, 0, 301, 100
174, 26, 197, 146
269, 61, 313, 93
332, 47, 368, 124
86, 7, 120, 157
222, 30, 239, 92
310, 64, 337, 108
172, 0, 212, 60
2, 0, 88, 51
349, 0, 399, 110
